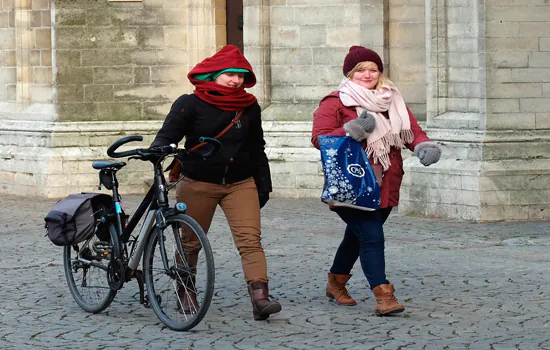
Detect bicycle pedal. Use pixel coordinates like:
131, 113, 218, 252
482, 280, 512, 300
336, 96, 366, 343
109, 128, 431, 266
92, 241, 112, 256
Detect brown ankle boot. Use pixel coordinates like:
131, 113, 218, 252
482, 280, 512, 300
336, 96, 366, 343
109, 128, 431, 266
326, 273, 357, 306
247, 282, 282, 321
372, 283, 405, 316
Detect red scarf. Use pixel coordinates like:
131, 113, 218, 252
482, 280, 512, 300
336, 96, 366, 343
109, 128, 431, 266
188, 45, 257, 111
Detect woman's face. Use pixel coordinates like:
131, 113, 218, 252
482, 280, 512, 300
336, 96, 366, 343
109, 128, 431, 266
214, 72, 245, 88
350, 65, 380, 90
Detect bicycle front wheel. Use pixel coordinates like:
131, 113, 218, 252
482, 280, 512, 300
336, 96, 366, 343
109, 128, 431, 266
63, 224, 118, 313
143, 214, 215, 331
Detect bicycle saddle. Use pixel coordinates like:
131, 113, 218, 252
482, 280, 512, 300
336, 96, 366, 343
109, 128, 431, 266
92, 161, 127, 170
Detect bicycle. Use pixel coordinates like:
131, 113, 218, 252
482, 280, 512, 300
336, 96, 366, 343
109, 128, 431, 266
63, 135, 220, 331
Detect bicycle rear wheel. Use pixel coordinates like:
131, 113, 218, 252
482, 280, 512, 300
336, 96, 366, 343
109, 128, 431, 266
143, 214, 215, 331
63, 224, 118, 313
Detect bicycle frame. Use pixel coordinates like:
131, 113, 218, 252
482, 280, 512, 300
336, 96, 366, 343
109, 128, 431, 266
125, 188, 156, 271
107, 157, 171, 272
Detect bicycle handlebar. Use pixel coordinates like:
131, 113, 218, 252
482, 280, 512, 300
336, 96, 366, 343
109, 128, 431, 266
147, 143, 178, 155
107, 135, 144, 158
106, 135, 222, 161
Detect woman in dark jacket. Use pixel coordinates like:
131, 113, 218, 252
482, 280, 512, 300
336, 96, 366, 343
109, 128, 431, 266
151, 45, 281, 321
311, 46, 441, 315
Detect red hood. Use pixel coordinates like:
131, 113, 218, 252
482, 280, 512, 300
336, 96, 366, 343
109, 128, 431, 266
187, 45, 256, 88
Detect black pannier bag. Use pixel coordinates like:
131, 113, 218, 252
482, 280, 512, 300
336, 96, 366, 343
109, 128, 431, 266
44, 193, 113, 246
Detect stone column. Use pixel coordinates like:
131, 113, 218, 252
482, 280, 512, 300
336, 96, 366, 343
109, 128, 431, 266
399, 0, 550, 221
0, 0, 62, 196
243, 0, 270, 108
387, 0, 427, 120
185, 0, 218, 92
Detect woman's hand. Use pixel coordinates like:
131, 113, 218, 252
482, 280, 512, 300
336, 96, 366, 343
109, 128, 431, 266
414, 142, 441, 166
343, 111, 376, 141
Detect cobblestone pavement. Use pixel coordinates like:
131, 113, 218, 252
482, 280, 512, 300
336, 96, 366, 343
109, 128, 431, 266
1, 194, 550, 349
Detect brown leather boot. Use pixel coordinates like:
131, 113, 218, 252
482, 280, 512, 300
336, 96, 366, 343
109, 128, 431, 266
247, 281, 282, 321
326, 273, 357, 306
372, 283, 405, 316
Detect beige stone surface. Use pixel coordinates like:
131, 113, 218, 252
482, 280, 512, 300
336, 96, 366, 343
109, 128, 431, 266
50, 0, 218, 122
1, 0, 550, 221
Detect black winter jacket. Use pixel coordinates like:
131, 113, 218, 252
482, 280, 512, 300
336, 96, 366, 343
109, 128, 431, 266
151, 94, 272, 193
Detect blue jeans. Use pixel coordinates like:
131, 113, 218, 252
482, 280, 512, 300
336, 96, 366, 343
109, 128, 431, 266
330, 207, 393, 289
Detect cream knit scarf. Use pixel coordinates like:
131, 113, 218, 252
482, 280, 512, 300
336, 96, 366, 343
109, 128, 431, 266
338, 78, 413, 170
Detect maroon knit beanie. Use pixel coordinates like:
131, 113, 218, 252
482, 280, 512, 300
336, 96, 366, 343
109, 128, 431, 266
342, 46, 384, 76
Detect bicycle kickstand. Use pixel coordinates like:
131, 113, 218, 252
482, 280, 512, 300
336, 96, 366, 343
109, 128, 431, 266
134, 270, 148, 307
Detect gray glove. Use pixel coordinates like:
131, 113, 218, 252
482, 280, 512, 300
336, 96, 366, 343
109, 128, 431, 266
343, 110, 376, 142
414, 142, 441, 166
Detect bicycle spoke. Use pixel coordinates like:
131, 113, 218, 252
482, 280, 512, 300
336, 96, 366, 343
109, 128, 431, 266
64, 227, 117, 313
144, 214, 214, 331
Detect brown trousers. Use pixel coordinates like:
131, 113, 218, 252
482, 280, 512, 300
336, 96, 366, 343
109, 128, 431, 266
176, 176, 268, 283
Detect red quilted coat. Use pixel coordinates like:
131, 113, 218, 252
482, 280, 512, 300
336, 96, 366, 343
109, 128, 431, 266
311, 91, 431, 208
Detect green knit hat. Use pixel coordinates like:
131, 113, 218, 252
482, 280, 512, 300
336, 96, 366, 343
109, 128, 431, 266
193, 68, 249, 81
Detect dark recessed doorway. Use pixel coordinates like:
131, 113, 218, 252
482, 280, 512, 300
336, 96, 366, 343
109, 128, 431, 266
226, 0, 244, 52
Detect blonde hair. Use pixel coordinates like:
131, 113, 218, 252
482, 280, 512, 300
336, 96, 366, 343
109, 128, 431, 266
346, 61, 396, 90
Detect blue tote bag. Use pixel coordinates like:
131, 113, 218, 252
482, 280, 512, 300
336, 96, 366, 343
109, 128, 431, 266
318, 135, 380, 211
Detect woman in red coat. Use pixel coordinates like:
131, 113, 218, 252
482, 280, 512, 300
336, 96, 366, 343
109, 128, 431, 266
311, 46, 441, 315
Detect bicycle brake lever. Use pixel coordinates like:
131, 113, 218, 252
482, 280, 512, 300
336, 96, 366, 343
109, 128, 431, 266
131, 148, 147, 160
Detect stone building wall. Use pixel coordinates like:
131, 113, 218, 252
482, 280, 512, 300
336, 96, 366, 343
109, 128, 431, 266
1, 0, 549, 221
55, 0, 226, 122
398, 0, 550, 220
246, 0, 428, 199
0, 1, 15, 106
250, 0, 427, 120
0, 0, 225, 197
388, 0, 426, 119
0, 0, 54, 121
